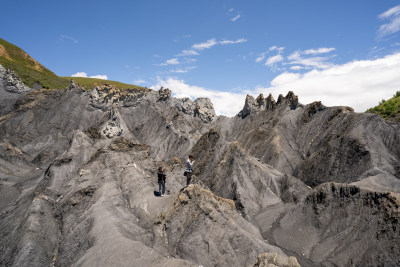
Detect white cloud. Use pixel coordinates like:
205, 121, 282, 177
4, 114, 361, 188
377, 5, 400, 38
287, 48, 335, 69
231, 15, 241, 22
134, 79, 146, 84
269, 46, 284, 52
304, 47, 336, 55
71, 72, 88, 77
89, 75, 108, 80
265, 54, 284, 66
185, 58, 197, 63
192, 39, 218, 50
166, 58, 180, 64
151, 78, 246, 116
219, 38, 247, 45
380, 5, 400, 19
160, 58, 180, 66
259, 52, 400, 112
60, 34, 78, 43
70, 72, 107, 80
256, 52, 267, 63
288, 55, 334, 69
228, 8, 234, 13
179, 50, 199, 56
290, 66, 305, 70
170, 69, 188, 73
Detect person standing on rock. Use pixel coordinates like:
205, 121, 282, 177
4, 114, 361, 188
158, 167, 166, 196
185, 155, 195, 186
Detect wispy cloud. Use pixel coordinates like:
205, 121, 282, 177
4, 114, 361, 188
60, 34, 78, 44
227, 7, 241, 22
166, 58, 180, 65
269, 46, 284, 52
290, 66, 305, 70
219, 38, 247, 45
255, 45, 336, 71
71, 72, 108, 80
134, 79, 146, 84
231, 15, 241, 22
260, 46, 285, 68
377, 5, 400, 39
159, 58, 180, 66
192, 39, 218, 50
256, 52, 267, 63
178, 50, 200, 56
303, 47, 336, 55
170, 69, 188, 73
287, 48, 336, 69
161, 37, 247, 68
265, 54, 284, 66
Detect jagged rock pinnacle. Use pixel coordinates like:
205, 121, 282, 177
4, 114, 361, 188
265, 93, 276, 110
238, 95, 257, 118
239, 91, 301, 118
158, 86, 171, 101
256, 94, 266, 107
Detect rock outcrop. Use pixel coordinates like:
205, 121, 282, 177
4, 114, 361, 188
174, 97, 216, 123
0, 64, 31, 115
0, 64, 30, 93
158, 86, 171, 101
238, 91, 301, 118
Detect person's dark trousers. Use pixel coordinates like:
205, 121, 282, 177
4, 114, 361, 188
159, 182, 165, 195
186, 172, 192, 186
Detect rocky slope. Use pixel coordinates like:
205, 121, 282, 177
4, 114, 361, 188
1, 65, 399, 267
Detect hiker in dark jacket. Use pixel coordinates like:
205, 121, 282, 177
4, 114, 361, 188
185, 155, 195, 186
158, 167, 166, 196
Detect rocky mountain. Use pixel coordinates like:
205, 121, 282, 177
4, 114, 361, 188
0, 63, 399, 267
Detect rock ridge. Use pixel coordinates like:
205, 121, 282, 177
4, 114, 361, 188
238, 91, 302, 118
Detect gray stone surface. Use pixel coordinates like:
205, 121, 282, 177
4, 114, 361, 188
1, 87, 399, 267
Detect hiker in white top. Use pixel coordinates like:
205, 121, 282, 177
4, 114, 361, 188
185, 155, 195, 186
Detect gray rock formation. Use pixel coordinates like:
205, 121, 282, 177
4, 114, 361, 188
0, 64, 30, 93
1, 85, 399, 267
173, 96, 216, 123
158, 86, 171, 101
0, 64, 31, 115
238, 94, 257, 118
68, 79, 82, 91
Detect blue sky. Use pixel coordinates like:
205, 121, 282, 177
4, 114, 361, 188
1, 0, 400, 116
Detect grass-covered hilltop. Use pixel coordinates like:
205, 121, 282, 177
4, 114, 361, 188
366, 91, 400, 122
0, 37, 144, 90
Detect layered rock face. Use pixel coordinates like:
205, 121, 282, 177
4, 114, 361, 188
0, 71, 399, 267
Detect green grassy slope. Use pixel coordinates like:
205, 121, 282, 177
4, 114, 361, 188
366, 91, 400, 122
0, 37, 68, 88
60, 77, 145, 90
0, 37, 145, 90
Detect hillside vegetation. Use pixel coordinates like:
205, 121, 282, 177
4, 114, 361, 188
366, 91, 400, 122
0, 37, 144, 90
